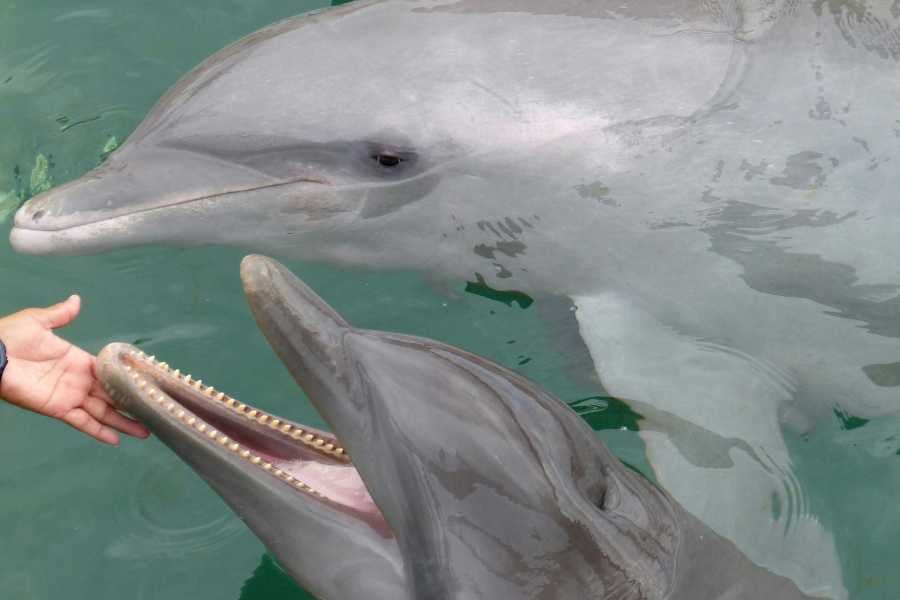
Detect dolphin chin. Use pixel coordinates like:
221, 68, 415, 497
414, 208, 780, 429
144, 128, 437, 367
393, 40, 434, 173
98, 255, 816, 600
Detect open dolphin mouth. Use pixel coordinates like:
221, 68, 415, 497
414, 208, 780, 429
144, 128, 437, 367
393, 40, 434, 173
98, 343, 389, 534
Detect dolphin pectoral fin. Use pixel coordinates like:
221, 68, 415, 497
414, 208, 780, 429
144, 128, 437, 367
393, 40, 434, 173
571, 292, 847, 600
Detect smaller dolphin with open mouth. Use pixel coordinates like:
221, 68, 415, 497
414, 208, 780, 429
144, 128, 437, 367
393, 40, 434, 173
97, 255, 815, 599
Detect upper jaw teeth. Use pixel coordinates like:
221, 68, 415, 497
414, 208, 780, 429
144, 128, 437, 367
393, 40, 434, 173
125, 348, 347, 460
106, 349, 348, 498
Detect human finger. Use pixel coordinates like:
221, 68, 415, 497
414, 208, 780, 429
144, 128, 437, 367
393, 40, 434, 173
33, 295, 81, 330
89, 376, 115, 405
60, 407, 120, 446
84, 394, 150, 439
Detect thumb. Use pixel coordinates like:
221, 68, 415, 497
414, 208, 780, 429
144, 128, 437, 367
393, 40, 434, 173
35, 294, 82, 330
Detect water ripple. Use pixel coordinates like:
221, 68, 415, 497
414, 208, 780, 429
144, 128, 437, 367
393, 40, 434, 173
106, 459, 244, 560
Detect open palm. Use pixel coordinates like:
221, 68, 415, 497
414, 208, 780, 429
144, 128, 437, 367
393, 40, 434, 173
0, 295, 149, 445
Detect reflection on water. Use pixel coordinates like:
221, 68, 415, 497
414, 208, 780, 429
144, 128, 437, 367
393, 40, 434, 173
1, 1, 899, 599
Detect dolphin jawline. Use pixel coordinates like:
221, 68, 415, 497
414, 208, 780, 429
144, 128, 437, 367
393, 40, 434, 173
17, 175, 332, 233
97, 342, 390, 535
10, 173, 333, 256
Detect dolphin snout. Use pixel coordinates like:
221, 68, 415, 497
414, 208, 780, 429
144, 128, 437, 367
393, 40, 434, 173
241, 255, 352, 409
242, 254, 350, 333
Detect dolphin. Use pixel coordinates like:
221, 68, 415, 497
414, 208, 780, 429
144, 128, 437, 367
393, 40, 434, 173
97, 255, 815, 600
13, 1, 900, 595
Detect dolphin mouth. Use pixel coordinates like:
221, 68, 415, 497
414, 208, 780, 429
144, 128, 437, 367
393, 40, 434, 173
10, 175, 333, 256
98, 342, 389, 534
13, 175, 331, 233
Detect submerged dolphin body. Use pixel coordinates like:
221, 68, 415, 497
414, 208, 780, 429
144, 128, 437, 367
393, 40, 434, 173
97, 255, 814, 600
14, 1, 900, 595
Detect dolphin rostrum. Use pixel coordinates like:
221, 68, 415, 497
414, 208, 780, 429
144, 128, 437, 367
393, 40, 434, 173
97, 255, 815, 599
16, 1, 900, 595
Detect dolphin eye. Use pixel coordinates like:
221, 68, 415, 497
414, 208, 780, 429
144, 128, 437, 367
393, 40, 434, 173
372, 152, 403, 167
362, 142, 418, 172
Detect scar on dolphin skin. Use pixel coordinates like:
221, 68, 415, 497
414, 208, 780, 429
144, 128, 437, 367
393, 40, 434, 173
473, 240, 527, 259
575, 181, 619, 207
862, 362, 900, 387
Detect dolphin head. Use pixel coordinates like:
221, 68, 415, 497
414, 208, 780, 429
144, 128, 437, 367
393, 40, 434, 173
97, 254, 681, 599
99, 256, 678, 599
10, 0, 696, 262
10, 1, 496, 259
98, 255, 814, 599
240, 255, 686, 598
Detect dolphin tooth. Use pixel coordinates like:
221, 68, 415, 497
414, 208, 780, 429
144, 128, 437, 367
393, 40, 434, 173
291, 429, 304, 439
207, 429, 218, 438
228, 442, 240, 452
270, 418, 281, 428
262, 462, 272, 471
314, 439, 325, 447
273, 468, 284, 477
173, 369, 181, 378
217, 434, 229, 445
175, 409, 186, 419
324, 443, 334, 451
197, 423, 207, 433
235, 403, 246, 412
239, 449, 251, 459
186, 416, 197, 426
159, 362, 169, 370
246, 410, 258, 419
281, 424, 292, 433
303, 433, 314, 442
250, 456, 261, 465
258, 415, 269, 425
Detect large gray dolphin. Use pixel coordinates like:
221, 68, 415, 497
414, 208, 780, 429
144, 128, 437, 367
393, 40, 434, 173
97, 255, 815, 599
13, 1, 900, 595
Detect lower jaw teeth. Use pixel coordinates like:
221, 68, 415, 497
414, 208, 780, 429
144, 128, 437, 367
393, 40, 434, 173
124, 352, 350, 499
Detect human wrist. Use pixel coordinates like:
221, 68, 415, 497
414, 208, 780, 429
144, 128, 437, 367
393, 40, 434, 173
0, 339, 8, 401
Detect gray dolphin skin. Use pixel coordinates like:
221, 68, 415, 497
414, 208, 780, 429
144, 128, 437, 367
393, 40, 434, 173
13, 1, 900, 596
98, 255, 815, 600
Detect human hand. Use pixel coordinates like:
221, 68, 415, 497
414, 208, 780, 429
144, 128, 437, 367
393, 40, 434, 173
0, 295, 150, 445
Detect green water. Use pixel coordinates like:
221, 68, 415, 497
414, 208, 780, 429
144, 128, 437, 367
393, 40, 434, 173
1, 2, 898, 599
